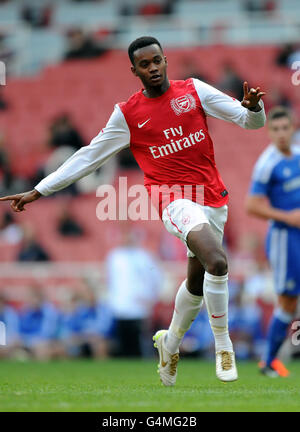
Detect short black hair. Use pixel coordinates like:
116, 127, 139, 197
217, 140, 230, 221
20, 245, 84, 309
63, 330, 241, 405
128, 36, 163, 65
267, 106, 293, 123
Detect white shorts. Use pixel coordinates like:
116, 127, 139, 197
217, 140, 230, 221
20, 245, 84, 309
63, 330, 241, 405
162, 199, 228, 258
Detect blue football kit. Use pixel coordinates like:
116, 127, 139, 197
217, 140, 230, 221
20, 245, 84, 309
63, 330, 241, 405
250, 144, 300, 296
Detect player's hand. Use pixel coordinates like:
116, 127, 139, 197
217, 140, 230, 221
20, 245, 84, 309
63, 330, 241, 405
0, 189, 41, 212
283, 209, 300, 228
241, 82, 266, 111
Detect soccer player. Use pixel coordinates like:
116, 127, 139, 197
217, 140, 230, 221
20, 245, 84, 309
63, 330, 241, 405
246, 106, 300, 377
0, 36, 266, 385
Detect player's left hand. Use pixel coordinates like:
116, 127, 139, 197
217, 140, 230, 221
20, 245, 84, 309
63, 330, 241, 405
241, 82, 266, 110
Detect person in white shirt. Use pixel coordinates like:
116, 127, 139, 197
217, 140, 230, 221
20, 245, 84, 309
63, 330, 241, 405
107, 229, 161, 357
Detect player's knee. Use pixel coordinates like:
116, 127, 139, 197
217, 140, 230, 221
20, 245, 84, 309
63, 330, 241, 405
206, 251, 228, 276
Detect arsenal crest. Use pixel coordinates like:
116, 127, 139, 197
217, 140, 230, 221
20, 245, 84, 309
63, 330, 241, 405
170, 93, 196, 115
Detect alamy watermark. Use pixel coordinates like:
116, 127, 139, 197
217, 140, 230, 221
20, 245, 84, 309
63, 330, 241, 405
95, 177, 205, 222
291, 61, 300, 86
0, 321, 6, 345
291, 321, 300, 346
0, 61, 6, 86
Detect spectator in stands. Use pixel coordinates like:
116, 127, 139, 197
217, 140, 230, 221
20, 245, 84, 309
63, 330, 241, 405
57, 201, 84, 237
106, 227, 161, 357
0, 88, 8, 111
243, 0, 276, 13
72, 0, 102, 2
139, 0, 175, 16
17, 224, 50, 262
44, 114, 116, 193
161, 0, 176, 15
217, 63, 244, 101
0, 167, 30, 197
0, 133, 30, 196
0, 211, 23, 245
18, 287, 61, 360
78, 288, 113, 358
264, 87, 291, 112
286, 48, 300, 68
276, 43, 299, 68
59, 292, 91, 358
64, 29, 108, 61
293, 122, 300, 145
20, 3, 53, 28
179, 58, 209, 84
0, 33, 14, 76
265, 1, 276, 13
0, 293, 21, 358
243, 257, 275, 302
59, 289, 112, 358
48, 114, 85, 152
229, 232, 263, 279
119, 2, 133, 16
243, 0, 261, 12
32, 114, 86, 196
139, 2, 163, 16
228, 280, 265, 360
0, 132, 8, 170
57, 202, 84, 237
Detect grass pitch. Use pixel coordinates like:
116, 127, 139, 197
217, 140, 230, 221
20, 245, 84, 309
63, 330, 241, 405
0, 359, 300, 412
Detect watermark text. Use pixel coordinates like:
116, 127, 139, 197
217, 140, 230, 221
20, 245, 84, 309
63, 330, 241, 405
0, 61, 6, 86
95, 177, 205, 222
0, 321, 6, 345
291, 61, 300, 86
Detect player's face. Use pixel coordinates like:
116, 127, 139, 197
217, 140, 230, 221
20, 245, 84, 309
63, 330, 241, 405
131, 44, 167, 88
268, 116, 294, 152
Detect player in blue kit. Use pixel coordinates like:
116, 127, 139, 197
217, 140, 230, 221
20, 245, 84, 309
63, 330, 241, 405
246, 106, 300, 377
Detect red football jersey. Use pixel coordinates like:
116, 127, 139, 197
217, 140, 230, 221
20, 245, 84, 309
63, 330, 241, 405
35, 77, 265, 210
119, 79, 228, 215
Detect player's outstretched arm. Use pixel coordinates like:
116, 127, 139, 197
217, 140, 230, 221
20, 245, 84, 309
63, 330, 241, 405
192, 78, 266, 129
246, 195, 300, 228
0, 189, 41, 212
0, 105, 130, 205
241, 82, 266, 111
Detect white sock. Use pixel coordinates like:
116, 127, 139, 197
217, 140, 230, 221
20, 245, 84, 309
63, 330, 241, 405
165, 279, 203, 354
203, 272, 233, 352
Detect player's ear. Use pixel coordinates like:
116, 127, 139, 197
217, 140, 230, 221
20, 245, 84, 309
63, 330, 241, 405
131, 65, 138, 77
164, 56, 168, 65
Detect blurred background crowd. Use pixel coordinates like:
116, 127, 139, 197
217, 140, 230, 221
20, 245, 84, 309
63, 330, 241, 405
0, 0, 300, 363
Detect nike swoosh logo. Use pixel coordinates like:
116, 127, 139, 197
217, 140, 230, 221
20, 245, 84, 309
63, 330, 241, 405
138, 119, 150, 128
212, 314, 225, 319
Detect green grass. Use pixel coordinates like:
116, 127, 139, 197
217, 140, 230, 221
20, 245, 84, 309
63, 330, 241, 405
0, 359, 300, 412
